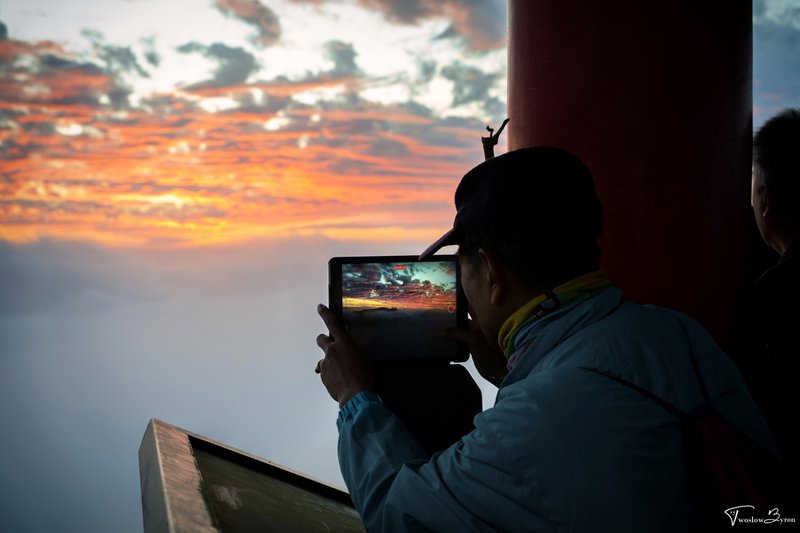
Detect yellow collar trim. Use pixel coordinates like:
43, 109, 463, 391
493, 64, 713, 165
498, 270, 610, 357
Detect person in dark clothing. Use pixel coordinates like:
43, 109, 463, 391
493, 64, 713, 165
749, 108, 800, 482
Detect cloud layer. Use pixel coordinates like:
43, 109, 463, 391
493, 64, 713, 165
216, 0, 283, 46
356, 0, 507, 51
0, 1, 507, 247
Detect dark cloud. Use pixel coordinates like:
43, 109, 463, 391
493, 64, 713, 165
140, 36, 160, 67
14, 118, 57, 136
215, 0, 281, 47
0, 37, 132, 109
243, 192, 344, 207
365, 136, 409, 157
106, 179, 239, 197
279, 96, 489, 176
445, 0, 506, 51
98, 44, 149, 78
144, 50, 160, 67
440, 61, 502, 111
417, 59, 436, 83
232, 90, 293, 113
0, 198, 109, 218
356, 0, 506, 51
398, 99, 433, 118
288, 99, 413, 161
81, 28, 149, 77
401, 121, 477, 151
357, 0, 428, 23
81, 28, 104, 42
323, 158, 378, 177
38, 54, 99, 73
177, 41, 258, 89
324, 40, 359, 77
0, 194, 227, 228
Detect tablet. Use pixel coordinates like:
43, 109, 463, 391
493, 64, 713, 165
329, 255, 468, 363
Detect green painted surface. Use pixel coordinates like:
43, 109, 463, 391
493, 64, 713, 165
192, 442, 364, 533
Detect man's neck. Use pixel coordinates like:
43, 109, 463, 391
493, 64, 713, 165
766, 213, 798, 256
773, 234, 797, 256
778, 237, 798, 258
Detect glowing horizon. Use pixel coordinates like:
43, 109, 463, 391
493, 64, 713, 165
343, 295, 455, 311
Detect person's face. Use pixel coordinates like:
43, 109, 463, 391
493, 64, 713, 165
751, 170, 770, 245
458, 250, 495, 343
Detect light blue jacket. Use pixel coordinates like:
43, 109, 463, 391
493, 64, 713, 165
337, 286, 775, 532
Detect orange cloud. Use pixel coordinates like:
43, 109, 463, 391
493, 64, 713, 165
0, 36, 489, 248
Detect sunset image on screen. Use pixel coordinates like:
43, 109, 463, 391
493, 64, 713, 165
342, 261, 457, 312
341, 260, 459, 362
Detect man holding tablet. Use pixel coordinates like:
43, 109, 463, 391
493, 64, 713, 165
324, 254, 480, 455
314, 147, 777, 531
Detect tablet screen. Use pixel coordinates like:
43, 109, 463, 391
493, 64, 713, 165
329, 256, 467, 363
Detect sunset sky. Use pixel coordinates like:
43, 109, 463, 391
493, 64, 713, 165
1, 0, 506, 248
1, 1, 800, 532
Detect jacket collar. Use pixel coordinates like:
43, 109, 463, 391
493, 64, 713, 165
501, 285, 624, 387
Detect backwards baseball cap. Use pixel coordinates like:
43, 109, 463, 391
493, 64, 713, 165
419, 146, 602, 262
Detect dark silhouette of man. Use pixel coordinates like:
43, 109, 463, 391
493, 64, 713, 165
748, 108, 800, 481
315, 147, 775, 531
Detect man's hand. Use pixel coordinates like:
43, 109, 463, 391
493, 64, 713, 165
444, 318, 508, 386
315, 304, 375, 407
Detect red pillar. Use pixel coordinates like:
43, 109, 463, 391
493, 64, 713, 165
508, 1, 752, 353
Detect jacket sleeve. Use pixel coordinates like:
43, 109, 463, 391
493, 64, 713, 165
337, 392, 550, 532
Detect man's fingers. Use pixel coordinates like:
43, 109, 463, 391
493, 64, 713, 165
317, 303, 345, 338
316, 333, 332, 350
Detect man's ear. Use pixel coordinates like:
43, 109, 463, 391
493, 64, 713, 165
478, 248, 506, 307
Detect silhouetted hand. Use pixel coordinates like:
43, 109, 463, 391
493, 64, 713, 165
445, 318, 508, 386
315, 304, 375, 407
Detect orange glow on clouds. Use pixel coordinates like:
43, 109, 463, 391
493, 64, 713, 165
0, 36, 491, 248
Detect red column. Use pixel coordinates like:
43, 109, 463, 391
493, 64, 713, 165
507, 1, 753, 353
